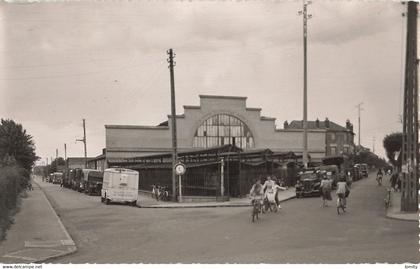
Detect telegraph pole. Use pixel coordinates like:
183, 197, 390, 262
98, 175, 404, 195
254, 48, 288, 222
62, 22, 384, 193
401, 1, 418, 212
64, 143, 67, 160
76, 119, 88, 169
299, 0, 312, 168
56, 148, 58, 160
64, 143, 67, 171
356, 102, 363, 146
372, 136, 375, 154
167, 49, 178, 202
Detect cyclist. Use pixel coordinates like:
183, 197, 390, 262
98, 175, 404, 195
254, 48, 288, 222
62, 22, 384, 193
336, 178, 350, 212
249, 178, 264, 211
376, 168, 383, 185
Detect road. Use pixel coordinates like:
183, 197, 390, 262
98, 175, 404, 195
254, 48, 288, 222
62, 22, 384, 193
37, 174, 419, 263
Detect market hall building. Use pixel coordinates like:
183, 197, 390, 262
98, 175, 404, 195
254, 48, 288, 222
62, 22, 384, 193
104, 95, 327, 163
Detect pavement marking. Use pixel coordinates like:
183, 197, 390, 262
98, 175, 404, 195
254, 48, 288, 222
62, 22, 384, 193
25, 240, 62, 248
61, 239, 76, 246
2, 248, 65, 262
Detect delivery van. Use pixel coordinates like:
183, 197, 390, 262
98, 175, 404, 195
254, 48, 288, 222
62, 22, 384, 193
101, 168, 138, 206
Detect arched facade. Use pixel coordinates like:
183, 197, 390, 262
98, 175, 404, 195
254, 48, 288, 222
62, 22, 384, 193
192, 114, 254, 149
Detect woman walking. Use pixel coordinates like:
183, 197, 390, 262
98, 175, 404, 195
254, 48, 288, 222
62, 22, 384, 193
320, 174, 332, 207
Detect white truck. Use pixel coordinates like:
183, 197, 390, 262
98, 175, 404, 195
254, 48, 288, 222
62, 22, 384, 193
101, 168, 139, 206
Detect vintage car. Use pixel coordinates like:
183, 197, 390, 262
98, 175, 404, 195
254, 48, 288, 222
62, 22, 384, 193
82, 169, 104, 196
295, 169, 321, 198
317, 165, 339, 189
359, 163, 369, 178
352, 165, 363, 181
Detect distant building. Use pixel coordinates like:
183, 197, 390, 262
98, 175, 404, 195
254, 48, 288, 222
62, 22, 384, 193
88, 149, 106, 171
285, 118, 355, 157
66, 157, 95, 170
101, 95, 328, 169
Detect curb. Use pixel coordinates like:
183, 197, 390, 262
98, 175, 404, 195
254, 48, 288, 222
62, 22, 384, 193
31, 181, 78, 263
139, 195, 296, 209
385, 211, 418, 222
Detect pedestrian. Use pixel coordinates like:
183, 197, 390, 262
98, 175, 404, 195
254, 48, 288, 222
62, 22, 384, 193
390, 172, 397, 191
397, 172, 402, 192
320, 174, 332, 207
273, 179, 287, 209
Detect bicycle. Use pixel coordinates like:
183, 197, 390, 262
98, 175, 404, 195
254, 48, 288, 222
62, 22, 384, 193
376, 175, 383, 186
251, 198, 263, 222
336, 193, 346, 215
158, 186, 170, 201
263, 191, 278, 213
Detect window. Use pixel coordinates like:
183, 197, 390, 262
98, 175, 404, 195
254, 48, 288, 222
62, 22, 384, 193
330, 147, 337, 155
193, 114, 254, 149
330, 133, 336, 141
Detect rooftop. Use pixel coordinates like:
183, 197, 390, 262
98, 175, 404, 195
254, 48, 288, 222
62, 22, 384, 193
287, 120, 350, 132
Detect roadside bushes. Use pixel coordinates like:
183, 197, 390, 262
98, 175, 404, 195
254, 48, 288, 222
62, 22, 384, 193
0, 164, 28, 240
0, 119, 38, 240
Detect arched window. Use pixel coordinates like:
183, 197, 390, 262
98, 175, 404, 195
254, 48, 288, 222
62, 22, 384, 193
193, 114, 254, 149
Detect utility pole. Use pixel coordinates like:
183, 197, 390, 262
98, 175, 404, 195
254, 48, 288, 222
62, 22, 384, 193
64, 143, 68, 172
64, 143, 67, 160
356, 102, 364, 146
299, 0, 312, 168
167, 49, 178, 202
401, 1, 418, 212
372, 136, 375, 154
76, 119, 88, 169
56, 148, 58, 160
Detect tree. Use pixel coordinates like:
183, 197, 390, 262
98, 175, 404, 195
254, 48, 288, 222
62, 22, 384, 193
383, 132, 402, 167
0, 119, 38, 170
47, 157, 65, 173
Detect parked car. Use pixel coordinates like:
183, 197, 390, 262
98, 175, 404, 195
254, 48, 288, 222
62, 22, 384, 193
101, 168, 138, 206
52, 172, 63, 184
295, 169, 321, 198
71, 168, 83, 191
352, 165, 362, 181
317, 165, 339, 189
359, 163, 369, 178
82, 169, 103, 196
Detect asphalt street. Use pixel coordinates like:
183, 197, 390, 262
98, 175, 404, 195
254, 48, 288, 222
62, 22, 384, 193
39, 174, 419, 263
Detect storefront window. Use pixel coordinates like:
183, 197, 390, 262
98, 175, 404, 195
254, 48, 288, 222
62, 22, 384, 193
193, 114, 254, 149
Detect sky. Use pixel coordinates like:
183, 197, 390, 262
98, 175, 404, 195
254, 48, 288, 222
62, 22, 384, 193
0, 0, 412, 164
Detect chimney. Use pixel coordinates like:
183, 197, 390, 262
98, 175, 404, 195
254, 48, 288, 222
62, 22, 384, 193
325, 117, 330, 128
346, 119, 352, 131
315, 118, 320, 128
284, 120, 289, 129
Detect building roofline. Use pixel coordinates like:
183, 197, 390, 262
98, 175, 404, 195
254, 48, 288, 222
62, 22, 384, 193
183, 105, 201, 109
199, 94, 247, 100
246, 107, 262, 111
276, 128, 326, 133
167, 115, 186, 119
105, 125, 169, 130
260, 116, 276, 121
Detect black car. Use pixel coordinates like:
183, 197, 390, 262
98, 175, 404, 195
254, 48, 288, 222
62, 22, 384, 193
295, 170, 321, 198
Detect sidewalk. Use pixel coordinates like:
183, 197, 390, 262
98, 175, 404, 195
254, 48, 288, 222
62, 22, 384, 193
0, 177, 76, 263
386, 187, 418, 222
138, 187, 296, 208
